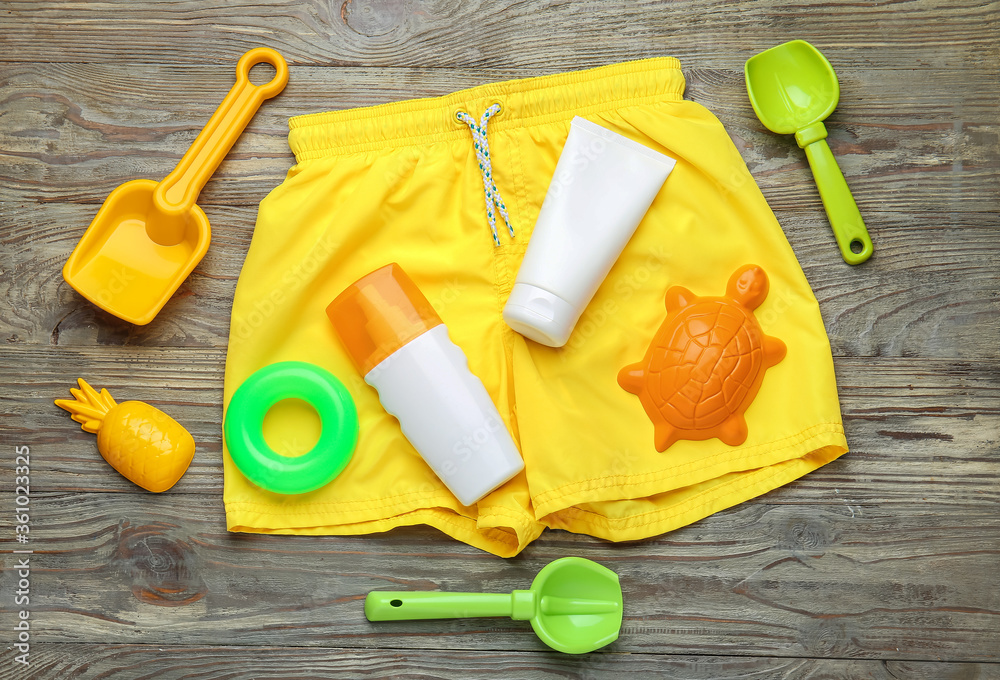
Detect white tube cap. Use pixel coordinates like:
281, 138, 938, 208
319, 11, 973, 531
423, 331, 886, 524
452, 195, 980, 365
503, 283, 580, 347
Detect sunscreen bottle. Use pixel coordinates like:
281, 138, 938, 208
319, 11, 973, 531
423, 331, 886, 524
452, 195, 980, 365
327, 263, 523, 506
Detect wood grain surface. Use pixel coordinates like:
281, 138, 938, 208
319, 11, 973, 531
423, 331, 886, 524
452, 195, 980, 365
1, 0, 998, 678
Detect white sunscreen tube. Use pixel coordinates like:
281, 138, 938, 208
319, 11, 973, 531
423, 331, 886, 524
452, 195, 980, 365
503, 117, 677, 347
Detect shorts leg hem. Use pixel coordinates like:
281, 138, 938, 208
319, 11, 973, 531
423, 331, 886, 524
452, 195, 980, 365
533, 424, 848, 529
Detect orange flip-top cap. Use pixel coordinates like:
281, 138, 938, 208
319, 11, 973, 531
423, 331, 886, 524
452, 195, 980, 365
326, 263, 443, 377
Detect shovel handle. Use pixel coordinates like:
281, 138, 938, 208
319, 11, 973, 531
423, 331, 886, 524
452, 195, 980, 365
365, 591, 516, 621
798, 126, 873, 265
153, 48, 288, 215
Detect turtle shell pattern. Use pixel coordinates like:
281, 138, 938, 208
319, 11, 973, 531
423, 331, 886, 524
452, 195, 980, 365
654, 299, 762, 430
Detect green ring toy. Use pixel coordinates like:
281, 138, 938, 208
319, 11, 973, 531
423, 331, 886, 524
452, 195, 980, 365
224, 361, 358, 495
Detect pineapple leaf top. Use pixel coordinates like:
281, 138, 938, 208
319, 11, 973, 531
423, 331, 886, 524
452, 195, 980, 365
55, 378, 119, 434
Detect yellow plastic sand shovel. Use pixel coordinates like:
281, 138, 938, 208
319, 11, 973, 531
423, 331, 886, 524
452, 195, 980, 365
62, 48, 288, 325
745, 40, 874, 265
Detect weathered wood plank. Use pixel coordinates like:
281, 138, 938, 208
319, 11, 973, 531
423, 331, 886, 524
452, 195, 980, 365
0, 492, 997, 660
1, 0, 997, 70
2, 204, 997, 358
3, 344, 997, 505
2, 644, 997, 679
2, 63, 997, 210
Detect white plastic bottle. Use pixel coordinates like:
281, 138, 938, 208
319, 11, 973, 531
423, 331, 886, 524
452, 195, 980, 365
327, 263, 523, 506
503, 117, 677, 347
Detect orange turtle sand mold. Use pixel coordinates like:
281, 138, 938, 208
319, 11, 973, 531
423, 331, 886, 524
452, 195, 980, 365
618, 265, 786, 451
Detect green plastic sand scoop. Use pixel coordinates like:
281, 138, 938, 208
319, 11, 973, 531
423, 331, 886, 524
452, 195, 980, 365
745, 40, 873, 265
364, 557, 622, 654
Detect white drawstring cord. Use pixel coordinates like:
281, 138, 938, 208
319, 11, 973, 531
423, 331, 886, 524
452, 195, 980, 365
456, 104, 515, 246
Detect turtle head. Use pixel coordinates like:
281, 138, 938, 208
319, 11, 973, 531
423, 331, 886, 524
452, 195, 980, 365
727, 265, 769, 310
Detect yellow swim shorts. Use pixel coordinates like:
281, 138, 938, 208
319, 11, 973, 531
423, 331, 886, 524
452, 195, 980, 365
223, 57, 848, 557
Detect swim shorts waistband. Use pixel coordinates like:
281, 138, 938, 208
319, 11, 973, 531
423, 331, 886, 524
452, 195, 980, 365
287, 57, 685, 162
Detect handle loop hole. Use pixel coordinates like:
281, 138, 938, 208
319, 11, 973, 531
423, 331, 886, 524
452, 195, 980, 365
236, 47, 289, 98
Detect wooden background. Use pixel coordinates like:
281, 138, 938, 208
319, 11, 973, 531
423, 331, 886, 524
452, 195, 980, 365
2, 0, 998, 677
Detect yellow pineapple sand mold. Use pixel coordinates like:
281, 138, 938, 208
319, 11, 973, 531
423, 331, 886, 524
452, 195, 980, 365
223, 57, 848, 557
56, 379, 195, 492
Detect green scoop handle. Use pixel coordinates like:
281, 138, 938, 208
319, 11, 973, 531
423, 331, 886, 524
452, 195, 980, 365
366, 591, 525, 620
796, 122, 873, 265
365, 590, 619, 621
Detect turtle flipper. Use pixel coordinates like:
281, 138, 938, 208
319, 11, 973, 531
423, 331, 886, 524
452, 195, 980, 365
763, 336, 786, 367
665, 286, 696, 312
717, 414, 749, 446
654, 421, 681, 452
617, 364, 646, 395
